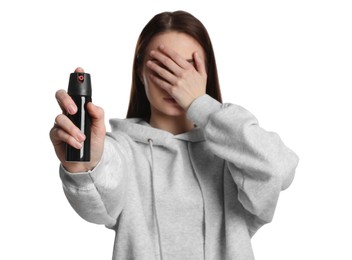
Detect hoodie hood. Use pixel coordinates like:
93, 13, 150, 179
109, 118, 205, 146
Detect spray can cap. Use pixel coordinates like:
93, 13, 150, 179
68, 72, 92, 96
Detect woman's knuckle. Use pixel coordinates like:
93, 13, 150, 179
175, 79, 183, 87
179, 71, 186, 79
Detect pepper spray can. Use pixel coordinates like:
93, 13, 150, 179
66, 72, 92, 162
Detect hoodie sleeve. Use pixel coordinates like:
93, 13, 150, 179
59, 134, 131, 228
187, 94, 299, 234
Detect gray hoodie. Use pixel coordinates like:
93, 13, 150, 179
60, 95, 299, 260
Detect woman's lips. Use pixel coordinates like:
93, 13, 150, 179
163, 97, 177, 103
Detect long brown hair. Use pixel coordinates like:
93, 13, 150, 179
126, 10, 222, 121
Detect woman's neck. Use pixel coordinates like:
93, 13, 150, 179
149, 113, 195, 135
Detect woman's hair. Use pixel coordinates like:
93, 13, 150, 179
126, 10, 222, 121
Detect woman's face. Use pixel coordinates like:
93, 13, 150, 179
141, 31, 205, 118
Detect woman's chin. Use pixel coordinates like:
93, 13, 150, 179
155, 106, 185, 118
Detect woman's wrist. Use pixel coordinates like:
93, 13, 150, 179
61, 160, 99, 173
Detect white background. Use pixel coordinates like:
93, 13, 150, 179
1, 0, 351, 259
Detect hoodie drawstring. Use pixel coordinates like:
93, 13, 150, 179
148, 139, 164, 260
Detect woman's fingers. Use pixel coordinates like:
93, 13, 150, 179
86, 102, 106, 138
55, 89, 77, 115
192, 51, 207, 76
158, 45, 192, 71
148, 46, 191, 78
50, 124, 83, 149
74, 67, 84, 73
146, 59, 176, 85
54, 114, 85, 142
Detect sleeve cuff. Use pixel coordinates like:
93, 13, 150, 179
187, 94, 222, 127
59, 159, 103, 190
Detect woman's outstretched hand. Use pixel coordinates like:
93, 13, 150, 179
49, 67, 106, 173
146, 45, 207, 110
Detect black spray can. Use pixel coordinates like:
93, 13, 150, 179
66, 72, 92, 162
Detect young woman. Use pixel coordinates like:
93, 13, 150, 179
50, 10, 299, 260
